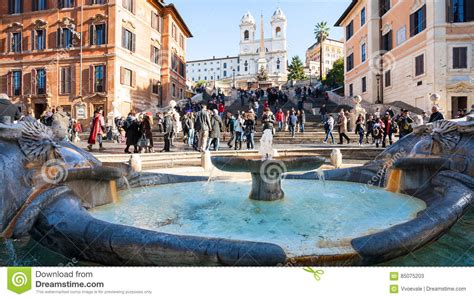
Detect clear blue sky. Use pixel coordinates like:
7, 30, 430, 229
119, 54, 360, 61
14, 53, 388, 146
171, 0, 352, 61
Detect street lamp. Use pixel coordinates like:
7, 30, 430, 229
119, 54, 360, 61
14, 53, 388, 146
376, 73, 381, 104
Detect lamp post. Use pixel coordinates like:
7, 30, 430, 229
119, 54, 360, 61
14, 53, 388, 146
376, 73, 381, 104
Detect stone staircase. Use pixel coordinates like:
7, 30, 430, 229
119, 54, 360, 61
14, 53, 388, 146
152, 91, 364, 145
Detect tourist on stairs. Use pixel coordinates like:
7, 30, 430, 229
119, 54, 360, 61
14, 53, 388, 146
337, 110, 350, 144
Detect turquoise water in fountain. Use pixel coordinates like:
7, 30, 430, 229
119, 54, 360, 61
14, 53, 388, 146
91, 180, 426, 257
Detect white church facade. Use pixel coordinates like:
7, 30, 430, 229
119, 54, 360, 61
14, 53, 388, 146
186, 8, 288, 89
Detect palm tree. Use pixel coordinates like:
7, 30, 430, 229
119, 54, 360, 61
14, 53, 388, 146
314, 21, 330, 81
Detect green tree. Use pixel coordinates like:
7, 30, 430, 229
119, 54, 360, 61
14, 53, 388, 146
288, 56, 307, 81
314, 21, 330, 80
323, 57, 344, 88
195, 80, 207, 88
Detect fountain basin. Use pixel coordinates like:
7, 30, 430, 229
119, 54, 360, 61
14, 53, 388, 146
91, 180, 426, 260
211, 156, 325, 201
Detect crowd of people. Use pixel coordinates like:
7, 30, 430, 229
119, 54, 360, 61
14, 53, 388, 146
0, 91, 471, 154
321, 104, 447, 148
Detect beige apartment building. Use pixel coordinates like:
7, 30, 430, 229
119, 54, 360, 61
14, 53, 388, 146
305, 38, 344, 78
0, 0, 191, 126
336, 0, 474, 118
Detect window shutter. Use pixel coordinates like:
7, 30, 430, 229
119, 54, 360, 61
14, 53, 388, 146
32, 0, 37, 11
32, 30, 36, 50
121, 28, 125, 48
131, 71, 136, 87
409, 13, 415, 37
89, 65, 95, 93
71, 65, 75, 95
20, 0, 23, 13
132, 32, 136, 52
57, 28, 62, 48
8, 0, 13, 14
89, 25, 94, 45
421, 5, 427, 31
388, 31, 392, 51
102, 65, 107, 92
6, 71, 12, 97
31, 69, 37, 95
446, 0, 453, 22
120, 67, 125, 85
466, 0, 474, 22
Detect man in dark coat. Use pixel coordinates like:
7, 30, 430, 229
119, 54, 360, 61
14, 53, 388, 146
124, 114, 140, 153
196, 104, 212, 152
429, 106, 444, 123
161, 111, 174, 152
0, 93, 21, 123
208, 109, 223, 151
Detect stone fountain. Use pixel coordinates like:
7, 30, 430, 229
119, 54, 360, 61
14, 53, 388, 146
211, 129, 325, 201
0, 115, 472, 266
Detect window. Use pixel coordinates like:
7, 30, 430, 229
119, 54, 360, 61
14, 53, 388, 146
415, 54, 424, 76
346, 21, 354, 40
382, 30, 392, 51
94, 65, 105, 92
8, 0, 22, 14
361, 43, 366, 62
179, 61, 185, 77
349, 84, 353, 97
91, 0, 106, 4
362, 77, 367, 92
223, 63, 227, 68
120, 67, 134, 87
179, 34, 184, 49
385, 70, 391, 87
275, 27, 282, 37
151, 46, 160, 64
152, 80, 160, 94
277, 58, 281, 70
151, 12, 160, 32
244, 60, 248, 72
172, 83, 176, 97
123, 0, 134, 13
410, 5, 426, 37
36, 69, 47, 95
12, 70, 22, 96
244, 30, 249, 40
59, 0, 74, 8
396, 26, 406, 46
172, 24, 177, 40
11, 32, 22, 52
60, 67, 72, 94
90, 24, 106, 46
223, 71, 227, 77
346, 53, 354, 71
58, 28, 73, 48
33, 29, 46, 50
379, 0, 391, 16
448, 0, 474, 23
361, 7, 366, 26
122, 28, 135, 52
453, 47, 468, 69
32, 0, 47, 11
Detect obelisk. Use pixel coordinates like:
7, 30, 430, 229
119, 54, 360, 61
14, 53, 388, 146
257, 14, 267, 75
